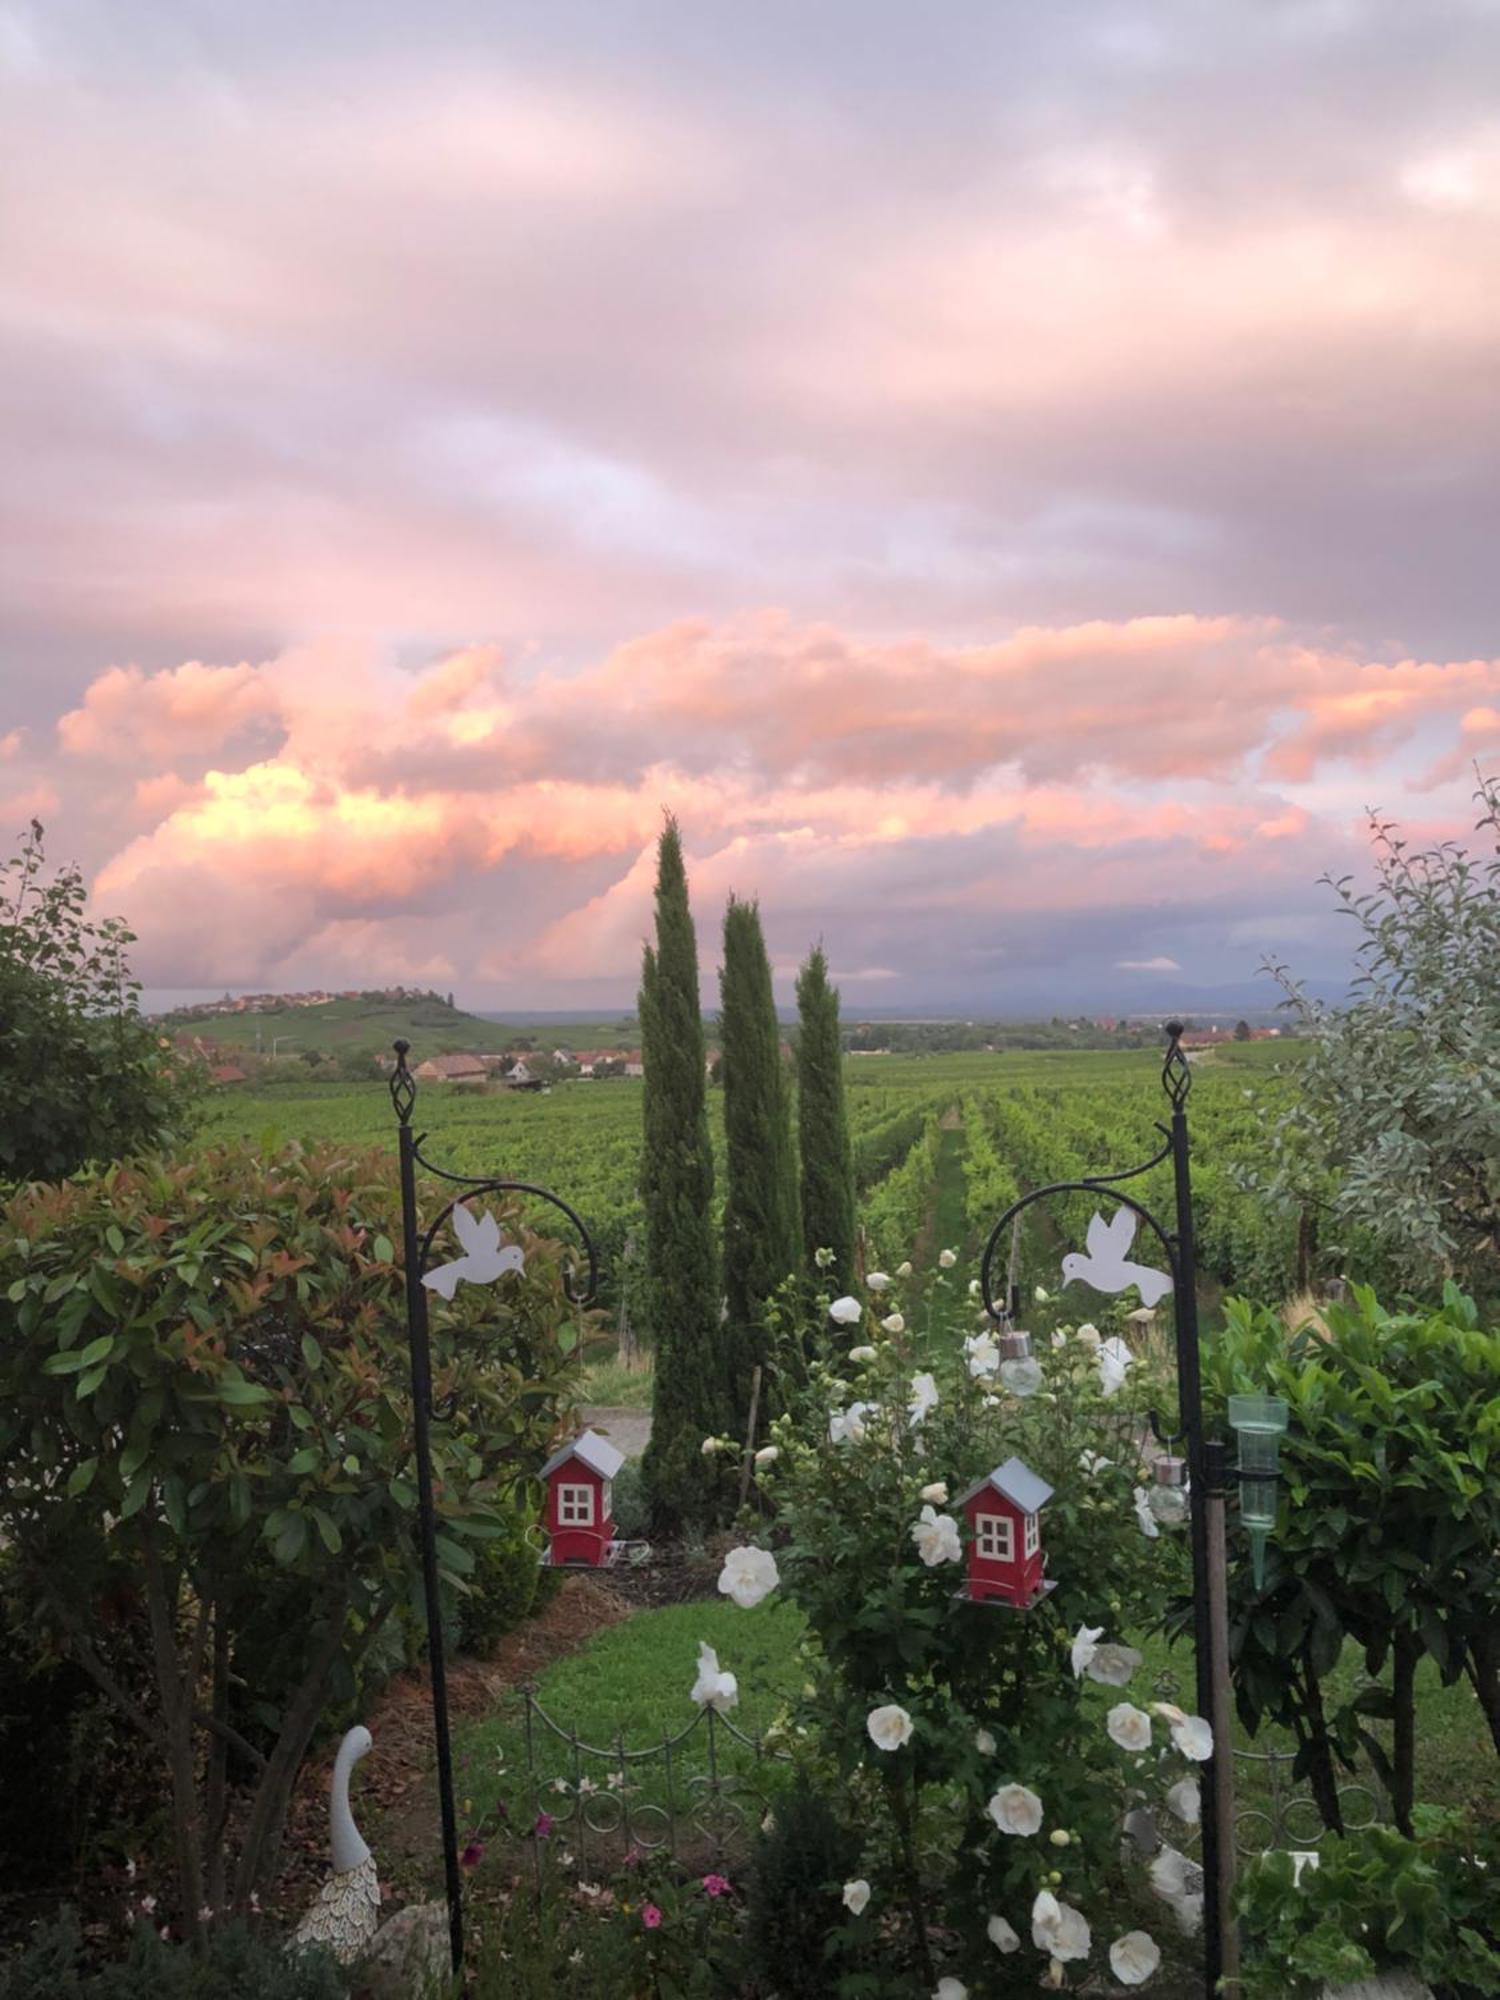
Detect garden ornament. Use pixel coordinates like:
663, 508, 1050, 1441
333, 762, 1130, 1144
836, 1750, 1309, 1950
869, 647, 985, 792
291, 1724, 380, 1965
419, 1201, 525, 1301
1060, 1206, 1173, 1307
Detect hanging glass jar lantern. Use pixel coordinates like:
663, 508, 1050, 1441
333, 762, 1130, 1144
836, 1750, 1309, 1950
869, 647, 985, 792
1147, 1451, 1190, 1526
998, 1328, 1033, 1362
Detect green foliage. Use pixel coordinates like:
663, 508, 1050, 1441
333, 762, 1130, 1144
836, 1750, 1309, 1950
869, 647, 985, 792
608, 1457, 651, 1538
640, 818, 729, 1526
1266, 776, 1500, 1300
744, 1778, 862, 1998
0, 822, 200, 1184
0, 1911, 350, 2000
720, 898, 801, 1420
1205, 1287, 1500, 1831
795, 946, 856, 1292
1236, 1808, 1500, 1999
458, 1497, 544, 1655
0, 1142, 583, 1929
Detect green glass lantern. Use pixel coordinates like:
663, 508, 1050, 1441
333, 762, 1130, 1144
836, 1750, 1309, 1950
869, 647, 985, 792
1228, 1393, 1289, 1588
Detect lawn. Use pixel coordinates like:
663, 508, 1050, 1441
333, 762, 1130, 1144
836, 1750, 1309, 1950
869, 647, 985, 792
455, 1598, 807, 1866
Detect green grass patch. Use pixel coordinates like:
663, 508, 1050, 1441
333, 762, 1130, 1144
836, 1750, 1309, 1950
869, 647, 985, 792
580, 1353, 654, 1409
456, 1598, 807, 1851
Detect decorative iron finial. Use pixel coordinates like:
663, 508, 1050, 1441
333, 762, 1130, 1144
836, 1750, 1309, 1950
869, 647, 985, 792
390, 1039, 417, 1125
1162, 1020, 1192, 1110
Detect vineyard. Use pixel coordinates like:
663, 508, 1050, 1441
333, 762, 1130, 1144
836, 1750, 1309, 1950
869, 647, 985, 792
200, 1037, 1305, 1318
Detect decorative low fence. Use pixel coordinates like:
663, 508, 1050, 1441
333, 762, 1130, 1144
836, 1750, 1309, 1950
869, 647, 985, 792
508, 1684, 1385, 1874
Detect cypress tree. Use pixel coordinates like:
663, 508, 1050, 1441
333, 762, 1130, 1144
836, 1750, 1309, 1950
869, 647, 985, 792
795, 944, 856, 1290
639, 819, 726, 1525
720, 896, 802, 1421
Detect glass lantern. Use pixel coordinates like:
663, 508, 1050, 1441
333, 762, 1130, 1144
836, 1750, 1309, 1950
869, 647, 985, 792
1147, 1452, 1189, 1527
1228, 1393, 1289, 1588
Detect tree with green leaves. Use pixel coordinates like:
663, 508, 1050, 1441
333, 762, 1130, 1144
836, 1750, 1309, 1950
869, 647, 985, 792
639, 819, 727, 1523
0, 821, 199, 1184
0, 1144, 581, 1934
720, 897, 801, 1421
795, 943, 856, 1291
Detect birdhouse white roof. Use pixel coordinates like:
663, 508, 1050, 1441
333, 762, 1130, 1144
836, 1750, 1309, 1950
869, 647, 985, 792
956, 1455, 1054, 1516
540, 1428, 625, 1482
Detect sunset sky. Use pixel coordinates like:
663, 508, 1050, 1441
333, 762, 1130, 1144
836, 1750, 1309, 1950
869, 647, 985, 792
3, 0, 1498, 1012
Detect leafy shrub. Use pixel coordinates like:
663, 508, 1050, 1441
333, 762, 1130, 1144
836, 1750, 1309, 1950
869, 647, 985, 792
1236, 1807, 1500, 1998
0, 1910, 350, 2000
459, 1502, 542, 1654
1206, 1286, 1500, 1833
744, 1777, 861, 1998
609, 1459, 650, 1539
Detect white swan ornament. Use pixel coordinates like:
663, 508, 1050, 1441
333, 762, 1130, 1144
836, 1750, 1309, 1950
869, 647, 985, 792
420, 1203, 526, 1302
291, 1724, 380, 1964
1060, 1208, 1173, 1307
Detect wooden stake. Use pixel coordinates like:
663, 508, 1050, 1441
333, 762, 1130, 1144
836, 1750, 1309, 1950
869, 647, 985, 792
738, 1364, 764, 1510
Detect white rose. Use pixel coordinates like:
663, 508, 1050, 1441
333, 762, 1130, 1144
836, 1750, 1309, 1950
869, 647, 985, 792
1153, 1703, 1214, 1762
910, 1504, 962, 1567
829, 1295, 863, 1325
1150, 1846, 1205, 1935
964, 1331, 1000, 1378
986, 1913, 1019, 1953
1051, 1329, 1069, 1349
717, 1544, 779, 1609
938, 1248, 957, 1268
882, 1311, 906, 1334
829, 1402, 873, 1445
968, 1278, 981, 1297
1034, 1285, 1050, 1304
866, 1703, 914, 1752
842, 1878, 871, 1916
920, 1480, 949, 1505
908, 1371, 940, 1423
1165, 1777, 1201, 1825
974, 1727, 996, 1756
1076, 1321, 1100, 1344
1086, 1643, 1142, 1687
1098, 1336, 1132, 1397
1107, 1703, 1153, 1752
1109, 1930, 1161, 1987
987, 1784, 1043, 1836
1133, 1487, 1161, 1539
1070, 1623, 1104, 1678
689, 1641, 739, 1714
1031, 1889, 1091, 1962
701, 1437, 721, 1456
866, 1271, 892, 1293
848, 1344, 877, 1363
933, 1981, 967, 2000
754, 1445, 779, 1466
896, 1260, 913, 1278
1079, 1449, 1113, 1475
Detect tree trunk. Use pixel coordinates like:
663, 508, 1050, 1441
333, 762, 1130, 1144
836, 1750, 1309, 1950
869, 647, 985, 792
204, 1603, 231, 1911
1391, 1632, 1417, 1836
1464, 1628, 1500, 1758
1296, 1206, 1318, 1293
1294, 1649, 1345, 1836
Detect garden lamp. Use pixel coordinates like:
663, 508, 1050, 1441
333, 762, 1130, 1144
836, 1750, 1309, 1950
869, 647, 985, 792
1147, 1450, 1190, 1527
1227, 1394, 1289, 1589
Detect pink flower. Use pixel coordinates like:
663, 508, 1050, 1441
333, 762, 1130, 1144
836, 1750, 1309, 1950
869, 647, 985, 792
701, 1873, 731, 1898
642, 1903, 663, 1929
460, 1841, 484, 1870
534, 1812, 554, 1840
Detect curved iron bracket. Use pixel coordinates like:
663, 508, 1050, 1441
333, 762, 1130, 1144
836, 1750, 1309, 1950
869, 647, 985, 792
978, 1180, 1180, 1325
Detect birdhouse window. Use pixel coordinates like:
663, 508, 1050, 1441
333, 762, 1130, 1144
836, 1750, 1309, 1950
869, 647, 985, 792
1024, 1512, 1039, 1556
976, 1513, 1014, 1563
558, 1483, 594, 1526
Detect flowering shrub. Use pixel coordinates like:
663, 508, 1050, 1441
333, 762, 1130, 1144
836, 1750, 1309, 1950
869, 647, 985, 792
746, 1269, 1202, 1992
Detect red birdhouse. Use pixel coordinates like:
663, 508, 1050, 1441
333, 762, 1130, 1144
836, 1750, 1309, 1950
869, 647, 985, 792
956, 1456, 1055, 1608
540, 1429, 626, 1567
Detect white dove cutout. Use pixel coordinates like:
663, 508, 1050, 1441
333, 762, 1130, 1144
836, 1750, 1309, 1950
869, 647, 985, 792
1060, 1207, 1173, 1307
420, 1202, 526, 1301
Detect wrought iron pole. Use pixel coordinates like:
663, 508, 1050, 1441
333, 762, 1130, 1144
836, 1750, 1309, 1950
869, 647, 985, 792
391, 1045, 465, 1974
1163, 1023, 1227, 1994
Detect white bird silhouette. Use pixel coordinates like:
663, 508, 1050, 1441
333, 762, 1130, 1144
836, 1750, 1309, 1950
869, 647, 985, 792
420, 1203, 526, 1302
291, 1725, 380, 1964
1060, 1208, 1173, 1307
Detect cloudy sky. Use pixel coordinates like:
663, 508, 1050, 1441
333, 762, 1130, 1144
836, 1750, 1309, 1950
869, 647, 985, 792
3, 0, 1498, 1012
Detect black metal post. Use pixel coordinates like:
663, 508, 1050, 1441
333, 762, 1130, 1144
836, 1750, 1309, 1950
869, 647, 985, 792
1162, 1025, 1224, 1995
392, 1046, 465, 1975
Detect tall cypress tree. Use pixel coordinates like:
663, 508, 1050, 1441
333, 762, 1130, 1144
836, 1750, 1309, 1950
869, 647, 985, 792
796, 943, 856, 1290
720, 896, 802, 1422
639, 819, 726, 1524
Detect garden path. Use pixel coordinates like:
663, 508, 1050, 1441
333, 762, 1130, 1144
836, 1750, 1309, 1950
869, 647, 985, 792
581, 1403, 651, 1457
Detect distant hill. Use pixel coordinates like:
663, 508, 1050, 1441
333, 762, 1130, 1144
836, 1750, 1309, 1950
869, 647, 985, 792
152, 992, 520, 1061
